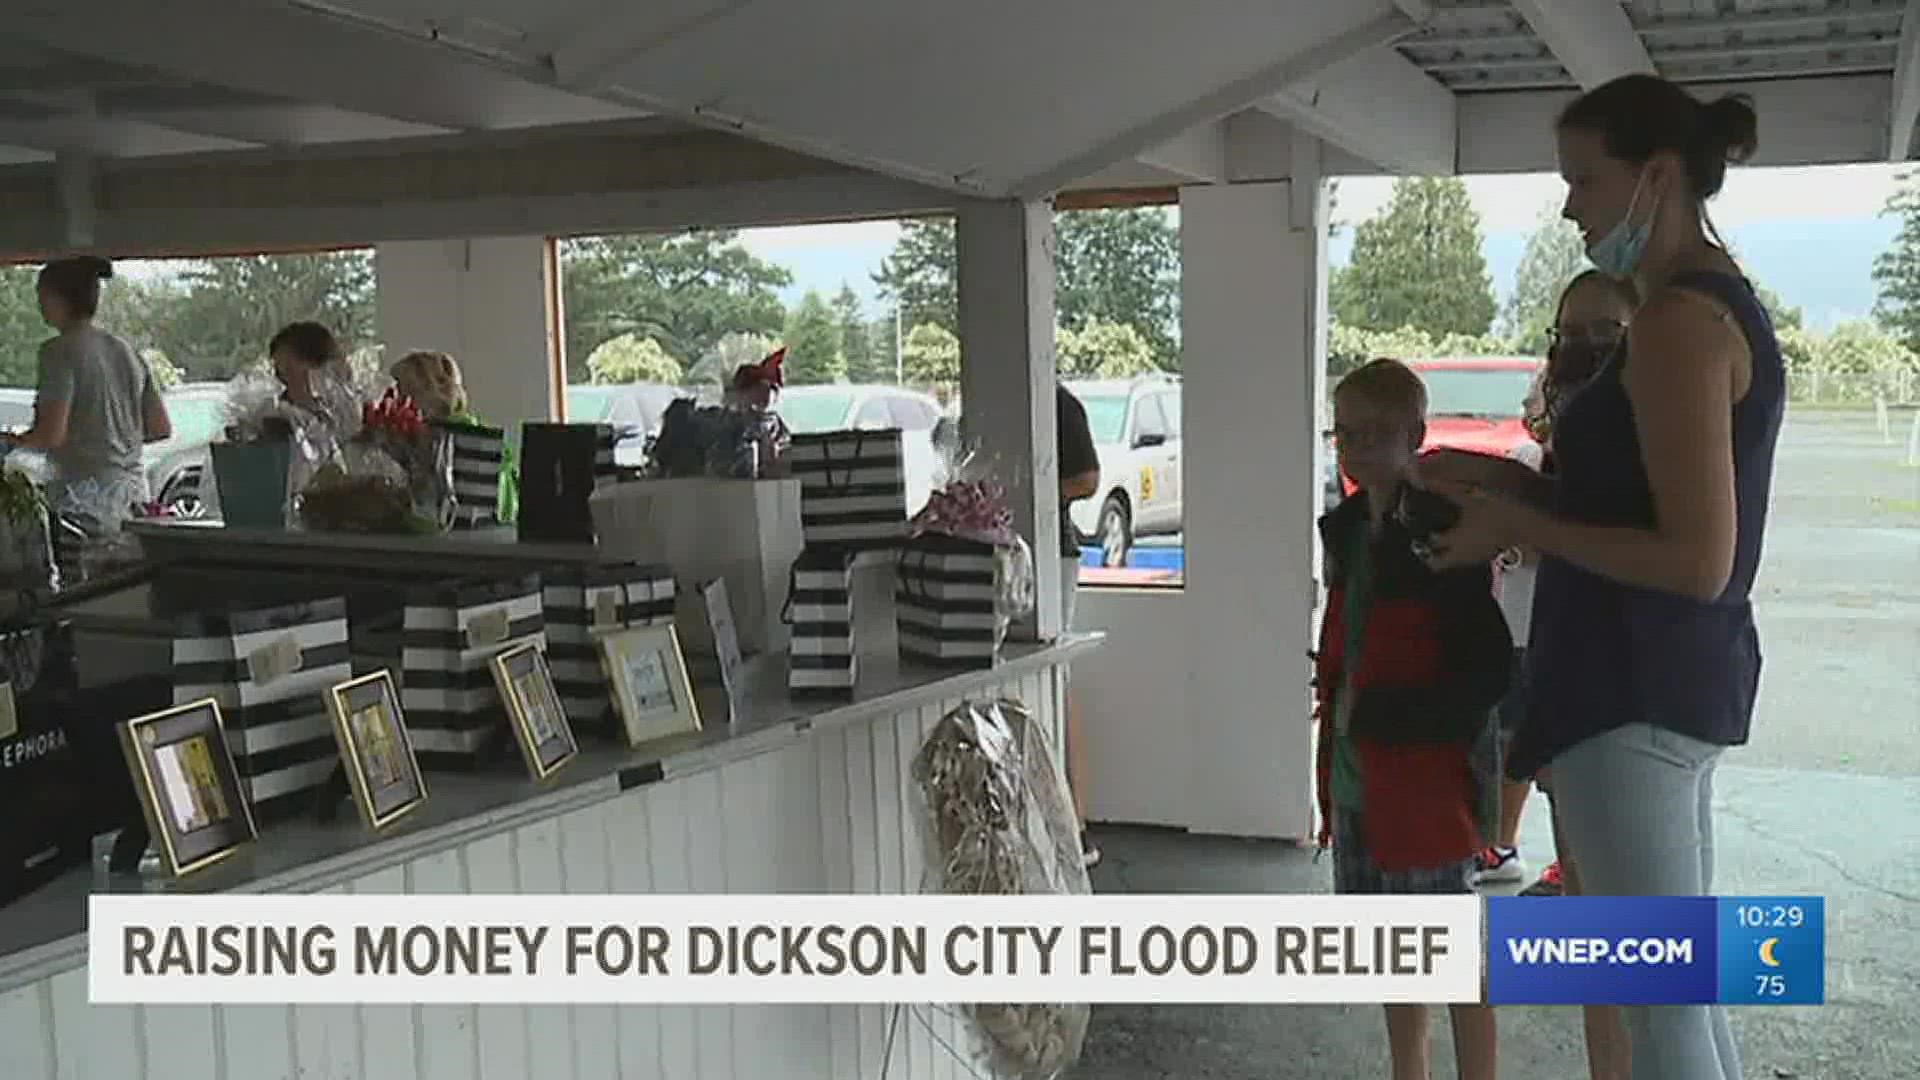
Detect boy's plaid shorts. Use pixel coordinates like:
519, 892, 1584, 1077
1331, 806, 1476, 896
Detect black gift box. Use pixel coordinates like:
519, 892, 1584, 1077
518, 422, 617, 543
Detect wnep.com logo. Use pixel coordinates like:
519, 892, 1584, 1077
1484, 896, 1823, 1006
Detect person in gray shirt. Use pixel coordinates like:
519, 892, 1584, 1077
5, 256, 172, 526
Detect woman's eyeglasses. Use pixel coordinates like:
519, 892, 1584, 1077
1547, 320, 1627, 349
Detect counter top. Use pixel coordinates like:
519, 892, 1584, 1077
128, 519, 610, 568
0, 632, 1101, 992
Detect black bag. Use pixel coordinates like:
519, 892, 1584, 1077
518, 423, 616, 543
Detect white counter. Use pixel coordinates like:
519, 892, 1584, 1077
0, 634, 1099, 1080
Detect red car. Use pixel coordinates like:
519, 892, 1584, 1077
1331, 355, 1544, 499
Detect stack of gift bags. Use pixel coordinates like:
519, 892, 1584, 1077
785, 428, 909, 697
893, 466, 1035, 670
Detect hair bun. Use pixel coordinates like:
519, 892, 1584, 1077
1703, 95, 1758, 164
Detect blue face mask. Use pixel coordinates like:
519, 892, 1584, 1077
1587, 170, 1652, 278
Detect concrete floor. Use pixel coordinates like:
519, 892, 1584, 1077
1068, 410, 1920, 1080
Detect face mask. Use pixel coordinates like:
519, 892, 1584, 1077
1588, 170, 1653, 278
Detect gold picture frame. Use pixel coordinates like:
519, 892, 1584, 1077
598, 623, 703, 748
325, 670, 429, 832
490, 641, 579, 780
117, 698, 258, 878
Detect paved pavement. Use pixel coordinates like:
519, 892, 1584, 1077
1068, 408, 1920, 1080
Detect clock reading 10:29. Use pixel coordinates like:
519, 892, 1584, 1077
1716, 897, 1823, 1006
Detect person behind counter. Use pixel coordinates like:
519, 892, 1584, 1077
3, 256, 172, 526
268, 321, 348, 413
390, 348, 518, 523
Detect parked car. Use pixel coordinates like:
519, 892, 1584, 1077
1063, 373, 1182, 567
145, 381, 231, 516
776, 384, 945, 514
1324, 356, 1544, 504
566, 383, 682, 468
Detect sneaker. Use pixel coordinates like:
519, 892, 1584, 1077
1519, 861, 1564, 897
1472, 845, 1526, 885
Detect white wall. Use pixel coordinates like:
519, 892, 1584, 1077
1072, 179, 1324, 842
375, 237, 557, 426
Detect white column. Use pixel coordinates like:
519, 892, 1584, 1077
955, 198, 1063, 642
374, 237, 558, 425
1176, 176, 1327, 840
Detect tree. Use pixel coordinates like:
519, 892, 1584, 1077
686, 331, 777, 389
872, 217, 957, 335
782, 291, 846, 384
0, 266, 43, 388
1753, 282, 1803, 332
1056, 320, 1160, 379
1331, 176, 1497, 337
832, 284, 883, 382
1503, 204, 1590, 352
587, 334, 683, 384
901, 322, 960, 387
1056, 208, 1181, 366
1873, 176, 1920, 353
561, 231, 790, 382
153, 252, 376, 381
868, 314, 900, 384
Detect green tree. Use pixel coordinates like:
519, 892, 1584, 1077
832, 284, 883, 382
1331, 176, 1496, 337
872, 217, 958, 335
1873, 176, 1920, 353
782, 291, 846, 384
1056, 208, 1181, 366
868, 314, 900, 384
1056, 320, 1160, 379
561, 231, 790, 382
587, 334, 683, 384
1503, 205, 1590, 352
1753, 282, 1803, 332
154, 252, 376, 380
0, 266, 44, 388
901, 322, 960, 388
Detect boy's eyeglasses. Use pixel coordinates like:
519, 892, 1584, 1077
1325, 424, 1406, 449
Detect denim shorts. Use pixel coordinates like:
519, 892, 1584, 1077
1331, 807, 1475, 896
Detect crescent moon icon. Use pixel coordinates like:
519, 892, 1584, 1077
1759, 938, 1781, 968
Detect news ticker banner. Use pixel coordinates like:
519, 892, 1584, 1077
86, 893, 1822, 1007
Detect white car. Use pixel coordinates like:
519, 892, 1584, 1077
1064, 374, 1183, 567
777, 384, 945, 515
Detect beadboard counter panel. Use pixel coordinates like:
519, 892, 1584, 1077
0, 636, 1095, 1080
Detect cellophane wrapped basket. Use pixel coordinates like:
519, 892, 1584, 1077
911, 698, 1089, 1080
912, 439, 1037, 631
297, 384, 455, 535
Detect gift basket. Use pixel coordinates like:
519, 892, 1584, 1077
299, 385, 455, 534
213, 367, 352, 528
643, 347, 792, 480
894, 441, 1037, 668
911, 697, 1089, 1079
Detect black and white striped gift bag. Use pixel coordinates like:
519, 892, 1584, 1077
786, 545, 858, 698
541, 563, 675, 735
170, 596, 354, 821
400, 574, 547, 769
518, 422, 619, 543
436, 419, 506, 529
894, 533, 1001, 669
788, 429, 908, 551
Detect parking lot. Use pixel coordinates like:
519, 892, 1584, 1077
1075, 407, 1920, 1079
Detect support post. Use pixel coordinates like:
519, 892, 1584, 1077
955, 199, 1061, 642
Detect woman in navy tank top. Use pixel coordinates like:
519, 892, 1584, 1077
1417, 75, 1785, 1080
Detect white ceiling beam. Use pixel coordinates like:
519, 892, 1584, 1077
0, 114, 254, 158
8, 0, 630, 135
1507, 0, 1657, 90
1459, 74, 1890, 174
1257, 46, 1456, 176
548, 0, 758, 93
1010, 7, 1423, 199
55, 151, 95, 247
1890, 0, 1920, 159
1135, 122, 1230, 184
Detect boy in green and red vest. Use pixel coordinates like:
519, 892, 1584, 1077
1313, 357, 1512, 1080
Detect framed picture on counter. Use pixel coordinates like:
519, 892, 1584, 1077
490, 642, 579, 780
598, 623, 702, 748
117, 698, 257, 877
325, 670, 428, 831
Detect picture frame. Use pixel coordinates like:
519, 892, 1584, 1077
490, 641, 579, 780
598, 623, 703, 748
324, 670, 429, 831
117, 698, 257, 877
